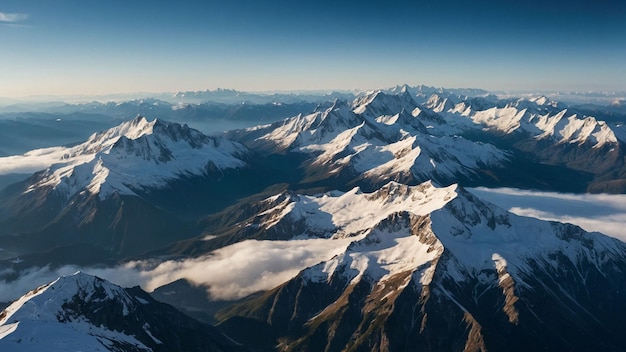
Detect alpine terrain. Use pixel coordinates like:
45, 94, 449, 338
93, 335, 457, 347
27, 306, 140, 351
0, 115, 252, 261
215, 181, 626, 351
0, 272, 243, 351
1, 85, 625, 351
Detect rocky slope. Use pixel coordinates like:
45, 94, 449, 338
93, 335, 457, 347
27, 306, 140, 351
0, 272, 244, 351
0, 116, 250, 258
229, 89, 624, 193
216, 181, 626, 351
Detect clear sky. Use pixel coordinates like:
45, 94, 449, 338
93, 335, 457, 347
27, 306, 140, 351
0, 0, 625, 97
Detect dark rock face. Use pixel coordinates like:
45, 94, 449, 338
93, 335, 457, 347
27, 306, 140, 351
218, 256, 626, 352
0, 187, 190, 259
215, 212, 626, 352
1, 273, 246, 352
68, 285, 240, 352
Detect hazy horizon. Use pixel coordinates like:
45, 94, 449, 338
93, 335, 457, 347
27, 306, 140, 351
1, 84, 625, 105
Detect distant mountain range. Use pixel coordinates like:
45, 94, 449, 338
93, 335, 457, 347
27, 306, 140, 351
228, 88, 625, 192
1, 85, 624, 155
2, 85, 626, 351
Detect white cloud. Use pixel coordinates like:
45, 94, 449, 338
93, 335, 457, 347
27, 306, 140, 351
0, 146, 78, 175
0, 12, 28, 23
469, 187, 626, 242
508, 207, 626, 243
0, 237, 355, 303
103, 237, 355, 300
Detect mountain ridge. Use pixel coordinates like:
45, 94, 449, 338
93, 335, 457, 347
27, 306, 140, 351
0, 117, 254, 259
216, 181, 626, 351
0, 271, 244, 351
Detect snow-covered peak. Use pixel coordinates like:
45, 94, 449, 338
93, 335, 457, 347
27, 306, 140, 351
428, 186, 626, 285
460, 100, 618, 147
393, 84, 411, 94
76, 115, 214, 157
302, 210, 443, 285
352, 90, 417, 116
0, 271, 236, 351
529, 95, 559, 107
22, 117, 249, 199
258, 101, 361, 151
115, 115, 155, 138
0, 272, 151, 351
533, 112, 618, 147
248, 91, 508, 185
0, 272, 135, 326
425, 93, 458, 113
299, 179, 626, 294
253, 181, 458, 239
502, 96, 564, 113
69, 115, 155, 156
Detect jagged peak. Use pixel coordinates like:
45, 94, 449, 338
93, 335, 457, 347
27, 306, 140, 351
118, 117, 212, 151
120, 117, 242, 154
365, 180, 450, 202
300, 179, 626, 290
253, 181, 459, 241
437, 185, 509, 230
23, 116, 248, 200
425, 93, 458, 112
0, 271, 238, 351
88, 116, 213, 151
0, 272, 134, 327
509, 96, 563, 111
45, 271, 120, 296
352, 90, 417, 116
529, 95, 554, 106
352, 89, 384, 110
118, 114, 156, 138
387, 84, 412, 94
262, 189, 302, 206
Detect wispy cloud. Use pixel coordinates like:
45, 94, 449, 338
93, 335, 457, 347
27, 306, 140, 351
0, 12, 28, 23
469, 187, 626, 242
0, 237, 355, 303
0, 146, 76, 175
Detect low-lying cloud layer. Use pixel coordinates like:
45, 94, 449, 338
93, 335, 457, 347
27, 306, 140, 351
0, 237, 355, 303
106, 237, 354, 300
0, 147, 70, 175
469, 187, 626, 242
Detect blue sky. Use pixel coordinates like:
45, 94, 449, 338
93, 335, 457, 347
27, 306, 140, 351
0, 0, 624, 97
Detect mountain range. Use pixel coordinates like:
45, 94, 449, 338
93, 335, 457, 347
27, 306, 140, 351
1, 85, 626, 351
217, 181, 626, 351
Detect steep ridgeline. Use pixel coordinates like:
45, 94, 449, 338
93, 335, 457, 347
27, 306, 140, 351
216, 181, 626, 351
230, 89, 625, 192
230, 91, 509, 190
156, 181, 463, 257
27, 115, 249, 199
0, 116, 250, 259
425, 93, 625, 192
0, 272, 244, 352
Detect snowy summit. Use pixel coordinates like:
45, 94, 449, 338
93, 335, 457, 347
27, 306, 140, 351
18, 116, 249, 199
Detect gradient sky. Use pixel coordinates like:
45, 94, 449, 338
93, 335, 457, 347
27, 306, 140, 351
0, 0, 625, 97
